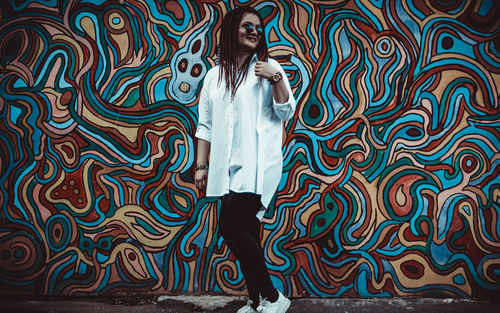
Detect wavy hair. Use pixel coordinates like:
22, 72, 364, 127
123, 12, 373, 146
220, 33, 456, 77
218, 6, 269, 98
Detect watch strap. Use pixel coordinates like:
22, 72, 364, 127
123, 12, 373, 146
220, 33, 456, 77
269, 71, 283, 85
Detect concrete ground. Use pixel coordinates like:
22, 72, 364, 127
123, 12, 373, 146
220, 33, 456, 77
1, 294, 499, 313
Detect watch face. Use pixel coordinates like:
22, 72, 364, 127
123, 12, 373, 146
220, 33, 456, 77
269, 72, 282, 84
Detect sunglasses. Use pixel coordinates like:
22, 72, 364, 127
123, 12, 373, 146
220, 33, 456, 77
242, 23, 263, 35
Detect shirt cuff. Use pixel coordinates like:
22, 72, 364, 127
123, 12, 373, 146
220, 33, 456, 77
195, 129, 211, 142
272, 93, 296, 121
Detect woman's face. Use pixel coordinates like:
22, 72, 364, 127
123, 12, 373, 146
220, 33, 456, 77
237, 13, 262, 54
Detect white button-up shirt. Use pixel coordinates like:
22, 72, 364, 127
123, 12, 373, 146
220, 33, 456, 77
196, 54, 296, 211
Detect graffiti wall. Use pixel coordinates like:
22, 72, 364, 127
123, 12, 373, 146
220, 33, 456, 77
0, 0, 499, 298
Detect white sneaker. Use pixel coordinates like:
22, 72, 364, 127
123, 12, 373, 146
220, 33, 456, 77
238, 300, 258, 313
257, 291, 290, 313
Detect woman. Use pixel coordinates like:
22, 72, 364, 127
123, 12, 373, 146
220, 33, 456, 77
195, 6, 295, 313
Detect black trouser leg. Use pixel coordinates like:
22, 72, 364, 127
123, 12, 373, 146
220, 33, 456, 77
219, 192, 278, 304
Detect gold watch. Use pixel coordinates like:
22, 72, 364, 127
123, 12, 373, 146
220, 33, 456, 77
269, 71, 283, 85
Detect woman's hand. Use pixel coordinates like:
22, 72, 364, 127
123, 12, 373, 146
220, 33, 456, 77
255, 61, 290, 104
195, 168, 208, 191
195, 139, 210, 193
255, 61, 277, 79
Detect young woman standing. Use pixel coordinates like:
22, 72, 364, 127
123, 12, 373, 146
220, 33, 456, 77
195, 6, 296, 313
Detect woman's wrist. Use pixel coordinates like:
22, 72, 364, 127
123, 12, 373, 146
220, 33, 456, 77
268, 71, 283, 85
195, 164, 209, 171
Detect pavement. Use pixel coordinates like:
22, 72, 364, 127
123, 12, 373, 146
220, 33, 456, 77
1, 294, 500, 313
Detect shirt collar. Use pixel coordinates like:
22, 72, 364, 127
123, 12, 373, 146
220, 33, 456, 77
250, 53, 258, 63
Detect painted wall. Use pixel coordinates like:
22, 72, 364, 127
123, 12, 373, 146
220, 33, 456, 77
0, 0, 499, 298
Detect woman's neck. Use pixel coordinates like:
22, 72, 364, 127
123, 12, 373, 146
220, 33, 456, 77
236, 51, 251, 69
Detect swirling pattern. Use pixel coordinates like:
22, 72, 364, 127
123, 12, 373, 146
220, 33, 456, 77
0, 0, 499, 299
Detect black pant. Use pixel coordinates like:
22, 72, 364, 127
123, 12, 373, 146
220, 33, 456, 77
219, 191, 278, 304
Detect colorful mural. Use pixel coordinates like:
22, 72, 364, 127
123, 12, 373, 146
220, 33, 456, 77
0, 0, 499, 298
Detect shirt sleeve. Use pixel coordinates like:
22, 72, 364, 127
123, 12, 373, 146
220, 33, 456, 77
195, 78, 212, 142
270, 59, 296, 121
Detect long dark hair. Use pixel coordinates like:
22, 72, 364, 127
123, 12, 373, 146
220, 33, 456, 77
218, 6, 269, 98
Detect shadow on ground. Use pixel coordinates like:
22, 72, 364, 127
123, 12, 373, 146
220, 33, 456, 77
1, 294, 500, 313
